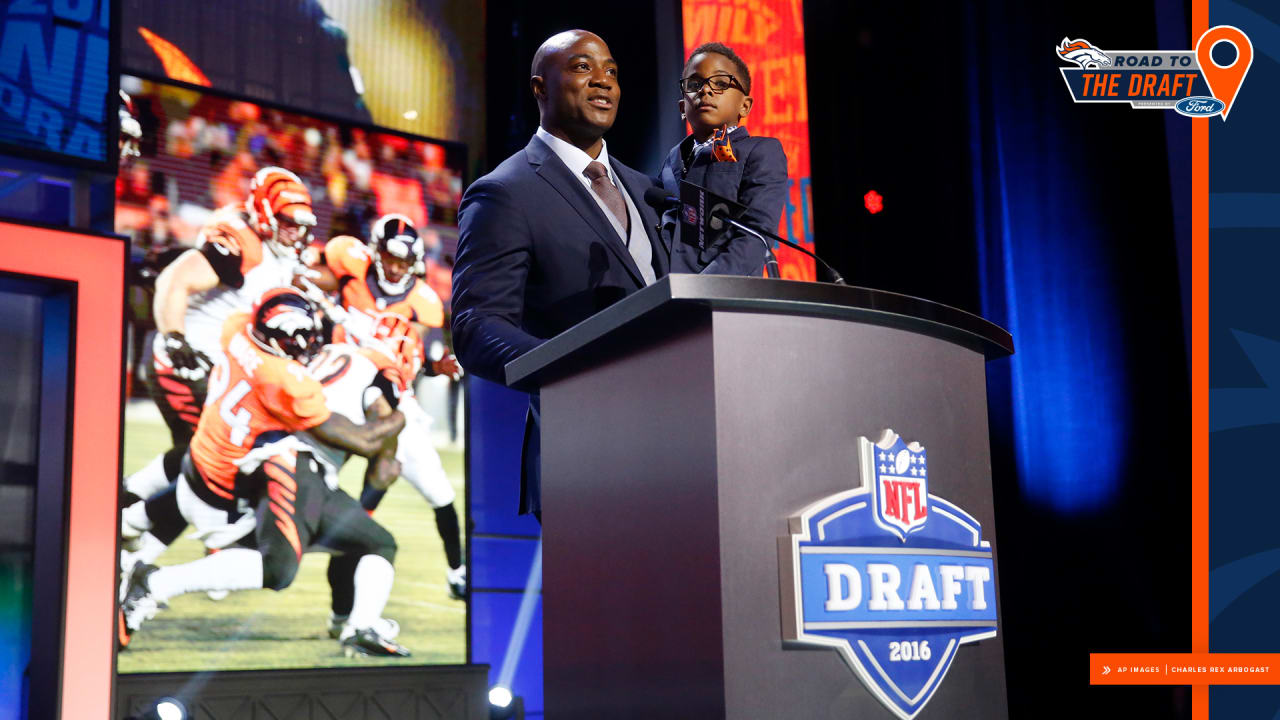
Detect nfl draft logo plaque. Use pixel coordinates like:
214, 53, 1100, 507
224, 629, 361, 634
779, 429, 998, 719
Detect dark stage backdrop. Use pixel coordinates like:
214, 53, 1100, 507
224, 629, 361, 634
483, 3, 686, 181
805, 1, 1191, 717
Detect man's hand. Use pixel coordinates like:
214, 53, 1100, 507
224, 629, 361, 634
163, 331, 213, 380
431, 354, 464, 381
365, 452, 402, 491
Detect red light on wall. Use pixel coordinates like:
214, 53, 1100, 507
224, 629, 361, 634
864, 190, 884, 214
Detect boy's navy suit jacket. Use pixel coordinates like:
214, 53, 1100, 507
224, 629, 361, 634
657, 126, 788, 276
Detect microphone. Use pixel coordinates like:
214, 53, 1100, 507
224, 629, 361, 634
647, 186, 781, 275
679, 181, 846, 285
649, 183, 846, 285
643, 186, 679, 212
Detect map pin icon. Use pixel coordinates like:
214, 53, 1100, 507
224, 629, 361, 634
1195, 25, 1253, 120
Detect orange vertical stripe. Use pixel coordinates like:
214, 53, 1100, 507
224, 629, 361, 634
1191, 2, 1209, 719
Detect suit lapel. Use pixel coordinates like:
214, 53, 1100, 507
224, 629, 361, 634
612, 160, 670, 275
526, 137, 645, 286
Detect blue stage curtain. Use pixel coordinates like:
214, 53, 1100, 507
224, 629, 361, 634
963, 3, 1160, 514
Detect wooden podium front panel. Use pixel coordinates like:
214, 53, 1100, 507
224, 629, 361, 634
540, 317, 729, 718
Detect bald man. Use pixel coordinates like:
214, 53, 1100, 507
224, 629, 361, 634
452, 30, 670, 518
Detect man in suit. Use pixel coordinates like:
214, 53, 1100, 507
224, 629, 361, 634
452, 29, 669, 519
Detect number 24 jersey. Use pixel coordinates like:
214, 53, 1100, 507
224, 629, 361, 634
189, 313, 331, 501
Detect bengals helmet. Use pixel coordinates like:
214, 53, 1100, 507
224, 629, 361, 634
247, 167, 317, 260
249, 288, 323, 364
369, 312, 423, 392
370, 214, 425, 294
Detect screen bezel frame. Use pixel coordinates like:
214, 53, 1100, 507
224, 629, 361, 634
0, 219, 128, 720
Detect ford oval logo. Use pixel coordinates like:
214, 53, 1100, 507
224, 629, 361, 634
1174, 96, 1225, 117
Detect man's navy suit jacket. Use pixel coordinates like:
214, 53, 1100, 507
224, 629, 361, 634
658, 126, 788, 276
452, 135, 669, 515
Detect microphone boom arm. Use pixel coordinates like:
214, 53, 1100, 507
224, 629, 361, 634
715, 210, 846, 284
721, 216, 780, 279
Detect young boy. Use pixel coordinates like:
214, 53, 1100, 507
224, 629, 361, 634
658, 42, 788, 276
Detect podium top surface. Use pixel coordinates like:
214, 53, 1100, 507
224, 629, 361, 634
505, 275, 1013, 389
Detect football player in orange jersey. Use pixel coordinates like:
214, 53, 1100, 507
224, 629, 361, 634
315, 215, 468, 599
122, 168, 320, 570
321, 214, 451, 340
121, 289, 412, 657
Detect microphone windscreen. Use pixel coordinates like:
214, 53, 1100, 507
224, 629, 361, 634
643, 186, 679, 211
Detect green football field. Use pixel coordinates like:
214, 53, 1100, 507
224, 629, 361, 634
117, 408, 467, 673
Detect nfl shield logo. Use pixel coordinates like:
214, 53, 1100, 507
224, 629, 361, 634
778, 428, 997, 720
682, 202, 699, 226
871, 433, 929, 540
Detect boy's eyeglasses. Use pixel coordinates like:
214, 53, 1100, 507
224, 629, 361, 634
679, 74, 743, 95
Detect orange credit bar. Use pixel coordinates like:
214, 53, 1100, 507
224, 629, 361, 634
1091, 654, 1280, 685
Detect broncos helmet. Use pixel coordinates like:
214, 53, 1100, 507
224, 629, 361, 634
249, 288, 323, 364
370, 214, 425, 295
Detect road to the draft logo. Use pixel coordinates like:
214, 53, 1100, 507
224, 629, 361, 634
778, 429, 997, 720
1057, 26, 1252, 119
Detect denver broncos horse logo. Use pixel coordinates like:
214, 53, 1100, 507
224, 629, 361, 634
1057, 38, 1112, 69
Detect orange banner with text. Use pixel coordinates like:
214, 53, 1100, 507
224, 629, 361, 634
682, 0, 816, 281
1090, 654, 1280, 685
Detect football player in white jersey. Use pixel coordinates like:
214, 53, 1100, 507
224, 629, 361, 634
315, 215, 467, 600
301, 312, 425, 642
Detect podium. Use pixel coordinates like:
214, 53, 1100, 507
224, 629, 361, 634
506, 275, 1013, 719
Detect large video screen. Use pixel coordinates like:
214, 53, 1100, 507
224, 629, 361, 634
115, 74, 467, 673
